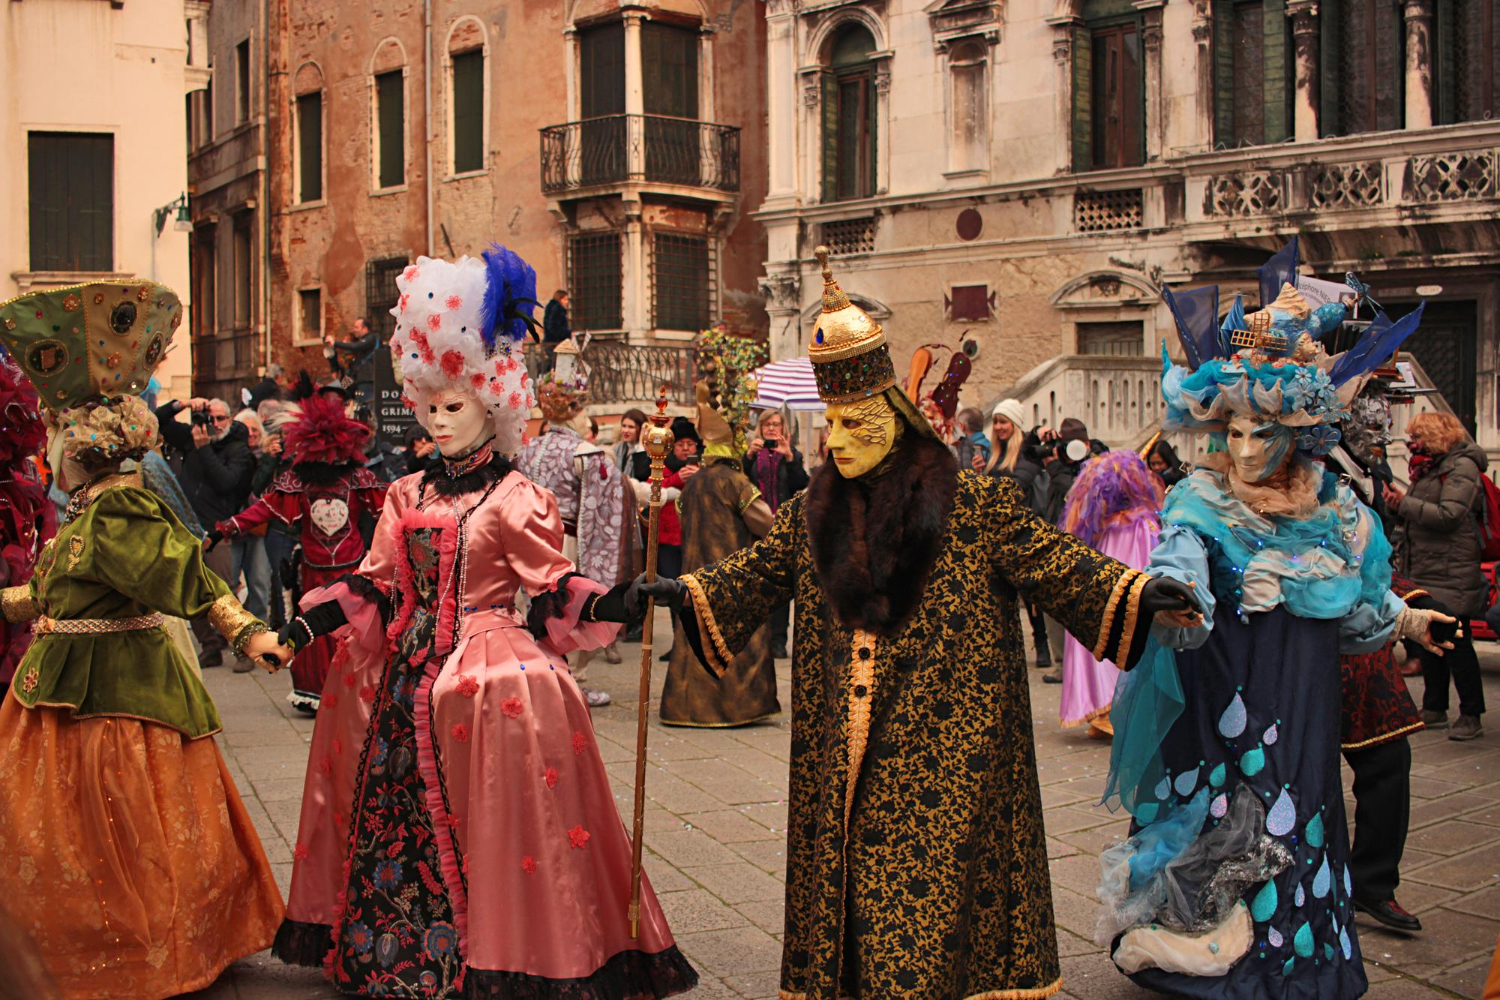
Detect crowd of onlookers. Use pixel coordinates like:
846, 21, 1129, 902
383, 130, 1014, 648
115, 349, 1495, 740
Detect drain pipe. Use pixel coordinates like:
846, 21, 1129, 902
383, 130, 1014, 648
424, 0, 435, 257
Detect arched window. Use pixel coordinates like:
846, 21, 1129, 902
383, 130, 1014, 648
948, 40, 989, 173
1070, 0, 1145, 171
371, 40, 406, 190
448, 18, 487, 175
822, 23, 877, 201
292, 63, 324, 203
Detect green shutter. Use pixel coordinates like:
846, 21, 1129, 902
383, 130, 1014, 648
867, 71, 878, 195
1262, 0, 1289, 142
821, 70, 839, 202
1213, 1, 1234, 145
298, 92, 323, 202
1071, 25, 1093, 172
452, 51, 483, 173
376, 71, 404, 188
1435, 0, 1456, 124
1319, 0, 1341, 135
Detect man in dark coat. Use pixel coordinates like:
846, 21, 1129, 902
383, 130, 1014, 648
633, 249, 1193, 1000
155, 396, 259, 664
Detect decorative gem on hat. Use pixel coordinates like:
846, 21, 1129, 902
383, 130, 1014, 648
0, 280, 181, 411
1159, 240, 1425, 458
807, 245, 897, 404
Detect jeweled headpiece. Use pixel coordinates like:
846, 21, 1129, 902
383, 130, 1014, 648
1160, 240, 1424, 457
389, 247, 538, 455
0, 281, 182, 411
808, 246, 896, 404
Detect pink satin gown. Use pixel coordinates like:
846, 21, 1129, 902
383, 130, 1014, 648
273, 466, 696, 998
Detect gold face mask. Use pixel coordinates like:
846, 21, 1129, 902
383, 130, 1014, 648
825, 396, 897, 478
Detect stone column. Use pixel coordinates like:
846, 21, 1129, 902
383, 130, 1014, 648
1045, 16, 1077, 174
1133, 0, 1167, 160
1404, 0, 1434, 129
765, 2, 799, 205
622, 200, 647, 341
758, 271, 803, 361
623, 8, 646, 179
1192, 0, 1214, 148
874, 63, 892, 195
1287, 0, 1321, 141
564, 28, 580, 120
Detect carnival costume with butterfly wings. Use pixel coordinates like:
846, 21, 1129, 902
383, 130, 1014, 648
1098, 248, 1430, 999
0, 282, 285, 1000
211, 390, 387, 712
268, 248, 696, 999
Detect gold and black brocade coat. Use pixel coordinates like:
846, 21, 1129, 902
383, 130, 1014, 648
682, 470, 1149, 1000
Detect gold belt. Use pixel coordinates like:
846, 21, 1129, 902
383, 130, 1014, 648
34, 612, 165, 635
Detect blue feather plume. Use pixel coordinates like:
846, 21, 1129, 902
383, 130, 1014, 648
479, 244, 540, 354
1328, 303, 1425, 387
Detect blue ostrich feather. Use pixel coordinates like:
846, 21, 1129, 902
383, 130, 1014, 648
479, 244, 539, 353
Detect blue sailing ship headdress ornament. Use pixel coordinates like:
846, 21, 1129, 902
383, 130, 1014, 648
1158, 238, 1424, 457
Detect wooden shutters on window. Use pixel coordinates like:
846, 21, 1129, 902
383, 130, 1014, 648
1435, 0, 1499, 124
1321, 0, 1404, 135
376, 70, 404, 187
27, 131, 113, 272
297, 93, 323, 202
1090, 24, 1144, 169
1211, 0, 1291, 147
822, 70, 875, 201
451, 52, 483, 173
1071, 25, 1093, 171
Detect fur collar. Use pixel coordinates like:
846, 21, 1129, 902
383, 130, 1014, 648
804, 435, 959, 636
420, 451, 515, 497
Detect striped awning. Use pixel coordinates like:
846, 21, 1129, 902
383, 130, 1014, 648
750, 357, 823, 411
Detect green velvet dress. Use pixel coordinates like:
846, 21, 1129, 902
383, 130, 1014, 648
3, 474, 256, 738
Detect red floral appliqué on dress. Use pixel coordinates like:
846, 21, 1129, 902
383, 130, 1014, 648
451, 723, 470, 743
294, 843, 310, 861
501, 696, 524, 718
568, 825, 591, 850
456, 674, 479, 698
522, 855, 537, 874
545, 767, 559, 789
572, 731, 588, 755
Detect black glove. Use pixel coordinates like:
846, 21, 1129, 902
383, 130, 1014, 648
1140, 577, 1198, 616
203, 529, 224, 552
277, 599, 348, 650
627, 575, 687, 618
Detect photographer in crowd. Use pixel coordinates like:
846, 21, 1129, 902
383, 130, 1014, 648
744, 409, 810, 658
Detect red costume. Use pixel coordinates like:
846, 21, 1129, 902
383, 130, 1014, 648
0, 356, 54, 685
216, 395, 386, 710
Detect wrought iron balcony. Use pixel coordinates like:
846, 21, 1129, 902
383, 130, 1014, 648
523, 341, 698, 407
539, 114, 740, 196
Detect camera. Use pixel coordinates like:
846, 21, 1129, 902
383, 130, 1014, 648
190, 408, 214, 428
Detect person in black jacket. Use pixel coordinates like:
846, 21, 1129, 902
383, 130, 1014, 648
744, 410, 810, 658
542, 290, 571, 374
1039, 416, 1095, 682
325, 318, 378, 404
155, 396, 261, 665
983, 400, 1051, 667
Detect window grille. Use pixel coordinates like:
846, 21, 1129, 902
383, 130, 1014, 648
569, 233, 623, 331
1074, 188, 1143, 232
821, 216, 877, 255
652, 233, 712, 332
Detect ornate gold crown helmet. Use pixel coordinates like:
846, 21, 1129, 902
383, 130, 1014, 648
808, 246, 898, 404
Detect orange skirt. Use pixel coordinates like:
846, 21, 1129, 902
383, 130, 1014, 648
0, 696, 284, 1000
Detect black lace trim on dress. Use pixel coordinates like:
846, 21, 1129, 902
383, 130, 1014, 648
420, 451, 515, 497
271, 917, 333, 968
464, 945, 699, 1000
338, 572, 392, 625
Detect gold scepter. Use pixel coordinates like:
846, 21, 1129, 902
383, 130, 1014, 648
630, 386, 675, 938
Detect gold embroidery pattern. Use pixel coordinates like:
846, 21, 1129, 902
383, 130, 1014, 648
844, 629, 876, 834
1, 586, 38, 624
680, 573, 731, 676
1341, 721, 1425, 751
207, 594, 267, 654
66, 535, 84, 572
34, 612, 165, 636
965, 979, 1065, 1000
736, 486, 763, 514
19, 662, 39, 694
1092, 568, 1142, 660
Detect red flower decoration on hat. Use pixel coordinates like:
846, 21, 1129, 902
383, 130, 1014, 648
440, 350, 466, 380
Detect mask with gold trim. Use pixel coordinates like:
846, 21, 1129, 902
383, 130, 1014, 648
826, 396, 899, 478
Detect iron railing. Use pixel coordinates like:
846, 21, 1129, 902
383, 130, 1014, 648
523, 340, 697, 406
540, 114, 741, 195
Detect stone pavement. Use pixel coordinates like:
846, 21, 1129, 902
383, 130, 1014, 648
189, 615, 1500, 999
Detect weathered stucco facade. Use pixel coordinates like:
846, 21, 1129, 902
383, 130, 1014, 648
1, 0, 200, 402
252, 0, 767, 392
760, 0, 1500, 448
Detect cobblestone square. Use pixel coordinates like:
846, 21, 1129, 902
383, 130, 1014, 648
188, 615, 1500, 999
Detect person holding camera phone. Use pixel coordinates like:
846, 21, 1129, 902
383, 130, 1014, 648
745, 410, 809, 659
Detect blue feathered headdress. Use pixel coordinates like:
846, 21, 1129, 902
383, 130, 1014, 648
478, 244, 542, 354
